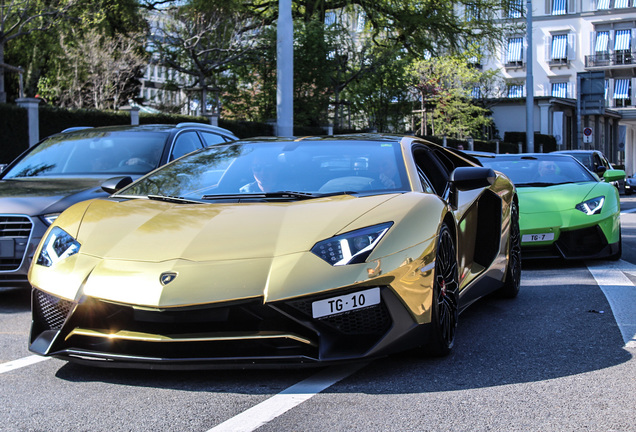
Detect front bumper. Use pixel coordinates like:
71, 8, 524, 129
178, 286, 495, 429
29, 285, 428, 369
521, 224, 619, 259
0, 215, 45, 289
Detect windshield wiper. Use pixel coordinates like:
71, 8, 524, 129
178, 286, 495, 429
201, 191, 359, 201
147, 194, 202, 204
517, 181, 575, 187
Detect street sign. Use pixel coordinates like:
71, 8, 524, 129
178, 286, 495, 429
583, 127, 593, 144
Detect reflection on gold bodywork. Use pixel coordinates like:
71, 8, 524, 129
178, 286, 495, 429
66, 328, 316, 346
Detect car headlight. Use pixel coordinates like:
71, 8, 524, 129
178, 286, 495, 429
41, 213, 60, 226
311, 222, 393, 266
575, 196, 604, 215
36, 227, 81, 267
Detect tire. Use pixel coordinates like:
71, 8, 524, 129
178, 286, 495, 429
426, 223, 459, 357
499, 200, 521, 298
609, 228, 622, 261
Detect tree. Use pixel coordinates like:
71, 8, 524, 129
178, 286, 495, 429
409, 57, 495, 139
40, 30, 147, 109
0, 0, 73, 103
5, 0, 148, 105
151, 1, 263, 117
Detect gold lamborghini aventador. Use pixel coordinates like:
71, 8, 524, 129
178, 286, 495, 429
28, 134, 520, 369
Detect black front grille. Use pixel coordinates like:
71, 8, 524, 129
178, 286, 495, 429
557, 226, 607, 257
0, 215, 32, 271
33, 290, 75, 330
0, 216, 32, 237
287, 288, 392, 335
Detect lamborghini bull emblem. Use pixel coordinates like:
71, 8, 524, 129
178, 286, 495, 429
160, 272, 178, 286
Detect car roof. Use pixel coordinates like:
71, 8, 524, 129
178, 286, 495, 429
552, 150, 603, 155
59, 123, 237, 138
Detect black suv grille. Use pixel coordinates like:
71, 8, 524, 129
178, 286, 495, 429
0, 215, 32, 271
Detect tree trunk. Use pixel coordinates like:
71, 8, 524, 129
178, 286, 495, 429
0, 43, 6, 103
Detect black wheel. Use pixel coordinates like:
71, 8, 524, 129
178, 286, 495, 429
426, 223, 459, 357
499, 200, 521, 298
609, 228, 622, 261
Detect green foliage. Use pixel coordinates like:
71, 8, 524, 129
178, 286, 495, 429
409, 57, 495, 139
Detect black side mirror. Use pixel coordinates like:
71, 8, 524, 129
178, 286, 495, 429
101, 176, 133, 194
450, 167, 496, 191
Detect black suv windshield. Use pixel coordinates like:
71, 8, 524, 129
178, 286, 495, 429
4, 131, 168, 178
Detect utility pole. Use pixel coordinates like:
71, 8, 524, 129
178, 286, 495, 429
525, 0, 534, 153
277, 0, 293, 137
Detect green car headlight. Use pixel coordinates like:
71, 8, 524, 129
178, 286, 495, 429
36, 227, 81, 267
575, 196, 605, 215
311, 222, 393, 266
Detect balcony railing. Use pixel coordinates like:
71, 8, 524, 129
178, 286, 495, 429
586, 51, 634, 68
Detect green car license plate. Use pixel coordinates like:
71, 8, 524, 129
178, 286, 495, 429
522, 233, 555, 242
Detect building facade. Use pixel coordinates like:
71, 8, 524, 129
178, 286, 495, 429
484, 0, 636, 174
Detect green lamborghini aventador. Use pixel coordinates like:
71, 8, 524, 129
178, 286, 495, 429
477, 153, 624, 260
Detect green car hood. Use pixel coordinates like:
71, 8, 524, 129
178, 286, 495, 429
517, 182, 603, 213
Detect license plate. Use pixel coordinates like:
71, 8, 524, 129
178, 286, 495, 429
522, 233, 555, 243
0, 239, 15, 258
312, 288, 380, 319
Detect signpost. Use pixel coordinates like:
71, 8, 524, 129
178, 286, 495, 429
583, 127, 593, 144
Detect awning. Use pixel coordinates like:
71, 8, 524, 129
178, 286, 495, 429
614, 30, 631, 51
551, 35, 568, 59
552, 0, 567, 15
507, 37, 523, 62
552, 82, 568, 98
595, 31, 609, 53
508, 85, 524, 98
596, 0, 610, 9
614, 79, 630, 99
614, 0, 629, 8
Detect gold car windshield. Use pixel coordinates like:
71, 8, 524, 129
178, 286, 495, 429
116, 139, 410, 200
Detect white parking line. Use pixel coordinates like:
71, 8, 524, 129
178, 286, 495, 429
586, 259, 636, 348
0, 355, 50, 374
208, 362, 367, 432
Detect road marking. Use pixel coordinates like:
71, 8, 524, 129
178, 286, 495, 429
586, 259, 636, 348
0, 355, 50, 374
621, 207, 636, 214
208, 362, 367, 432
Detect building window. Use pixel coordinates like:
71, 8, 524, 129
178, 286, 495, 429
550, 34, 568, 64
614, 30, 632, 64
507, 84, 525, 98
465, 3, 480, 20
508, 0, 523, 17
471, 86, 481, 98
552, 82, 568, 98
506, 37, 524, 66
595, 31, 610, 54
596, 0, 611, 9
614, 78, 631, 107
552, 0, 567, 15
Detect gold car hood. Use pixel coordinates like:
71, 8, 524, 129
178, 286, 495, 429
32, 193, 443, 307
77, 195, 399, 262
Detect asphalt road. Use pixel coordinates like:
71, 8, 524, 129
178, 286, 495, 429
1, 199, 636, 432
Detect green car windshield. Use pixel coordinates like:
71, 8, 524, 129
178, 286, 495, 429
478, 155, 597, 187
116, 139, 410, 200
